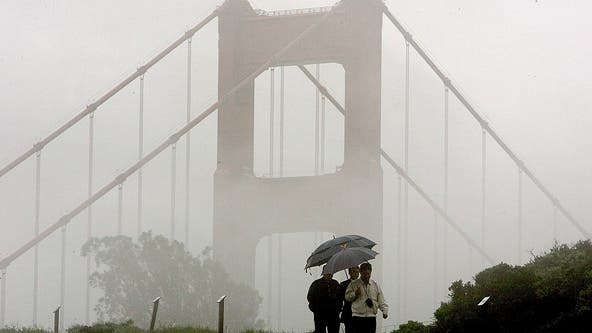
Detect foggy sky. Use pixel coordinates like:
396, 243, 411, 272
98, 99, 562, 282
1, 0, 591, 331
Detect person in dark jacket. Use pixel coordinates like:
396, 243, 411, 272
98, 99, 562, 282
307, 270, 342, 333
339, 266, 360, 333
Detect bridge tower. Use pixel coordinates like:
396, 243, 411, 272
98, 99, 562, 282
214, 0, 384, 286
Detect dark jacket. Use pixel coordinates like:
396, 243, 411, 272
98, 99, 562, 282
307, 277, 342, 315
339, 278, 355, 322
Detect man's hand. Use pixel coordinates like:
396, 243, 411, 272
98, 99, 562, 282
382, 313, 388, 319
355, 287, 361, 298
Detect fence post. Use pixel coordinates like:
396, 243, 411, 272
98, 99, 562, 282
217, 295, 227, 333
149, 297, 161, 333
53, 306, 60, 333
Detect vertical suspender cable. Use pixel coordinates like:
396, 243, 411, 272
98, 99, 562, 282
278, 66, 285, 330
85, 111, 94, 323
519, 169, 524, 263
60, 225, 66, 332
185, 38, 192, 247
117, 184, 124, 235
0, 268, 6, 326
171, 144, 177, 240
268, 67, 276, 330
270, 68, 275, 177
553, 205, 558, 242
321, 95, 326, 174
481, 128, 487, 261
396, 175, 402, 324
433, 210, 438, 308
315, 64, 320, 176
33, 151, 41, 325
137, 75, 145, 238
267, 236, 272, 330
443, 85, 449, 290
280, 67, 285, 177
403, 40, 410, 320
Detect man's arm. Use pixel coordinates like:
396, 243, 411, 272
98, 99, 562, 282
345, 280, 359, 302
375, 282, 389, 318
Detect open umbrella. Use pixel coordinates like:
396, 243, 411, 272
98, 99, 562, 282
305, 234, 376, 269
321, 247, 378, 275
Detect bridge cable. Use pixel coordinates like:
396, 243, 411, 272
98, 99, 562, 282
442, 85, 449, 294
268, 67, 275, 330
33, 150, 41, 325
481, 127, 487, 264
403, 40, 410, 320
518, 168, 523, 264
60, 225, 66, 332
85, 111, 94, 323
185, 38, 192, 247
396, 175, 402, 325
270, 68, 275, 177
278, 66, 285, 330
433, 210, 438, 309
171, 143, 177, 240
0, 3, 337, 271
0, 10, 219, 181
117, 183, 124, 235
137, 75, 145, 238
296, 65, 495, 265
381, 4, 589, 239
1, 268, 6, 326
315, 64, 320, 176
553, 205, 558, 243
321, 95, 326, 173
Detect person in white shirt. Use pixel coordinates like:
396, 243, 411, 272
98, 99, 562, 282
344, 262, 388, 333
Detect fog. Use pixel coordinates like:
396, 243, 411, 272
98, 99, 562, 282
1, 0, 591, 331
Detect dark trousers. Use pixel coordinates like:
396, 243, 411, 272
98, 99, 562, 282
342, 319, 354, 333
351, 316, 376, 333
314, 312, 340, 333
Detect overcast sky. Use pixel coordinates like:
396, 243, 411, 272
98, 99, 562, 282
1, 0, 591, 331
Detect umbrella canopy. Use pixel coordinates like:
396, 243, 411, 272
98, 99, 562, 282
321, 247, 378, 275
305, 235, 376, 269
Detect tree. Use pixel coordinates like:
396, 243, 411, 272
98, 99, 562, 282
81, 232, 263, 331
432, 240, 592, 332
392, 320, 433, 333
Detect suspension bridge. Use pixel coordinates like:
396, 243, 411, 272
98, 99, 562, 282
0, 0, 590, 331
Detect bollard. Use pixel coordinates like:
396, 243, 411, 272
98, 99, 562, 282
149, 297, 161, 332
217, 295, 227, 333
53, 307, 60, 333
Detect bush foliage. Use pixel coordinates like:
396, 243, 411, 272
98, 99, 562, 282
392, 240, 592, 333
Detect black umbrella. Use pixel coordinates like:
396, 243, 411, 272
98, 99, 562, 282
305, 234, 376, 269
321, 247, 378, 275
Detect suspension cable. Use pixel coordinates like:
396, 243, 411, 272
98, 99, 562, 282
280, 66, 285, 177
481, 127, 487, 254
278, 66, 285, 330
171, 143, 177, 240
443, 85, 449, 287
433, 209, 438, 308
60, 226, 66, 332
137, 75, 145, 238
0, 10, 219, 181
185, 38, 192, 247
321, 95, 326, 174
85, 111, 94, 323
403, 40, 410, 320
267, 236, 272, 330
270, 68, 275, 177
33, 150, 41, 325
396, 175, 402, 324
553, 204, 558, 242
1, 268, 6, 326
0, 5, 337, 271
296, 64, 495, 264
117, 183, 124, 235
518, 168, 523, 264
315, 64, 320, 176
381, 4, 589, 239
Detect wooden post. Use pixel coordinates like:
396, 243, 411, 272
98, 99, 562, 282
217, 295, 227, 333
149, 297, 160, 332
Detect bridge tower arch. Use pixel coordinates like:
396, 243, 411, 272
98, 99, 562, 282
214, 0, 384, 286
